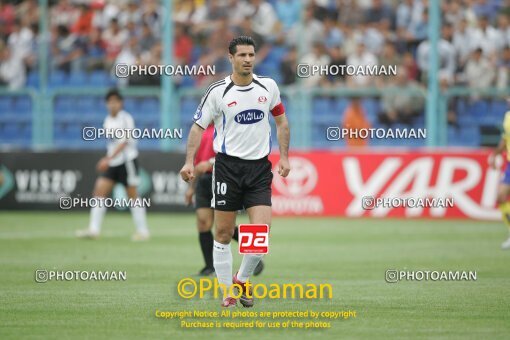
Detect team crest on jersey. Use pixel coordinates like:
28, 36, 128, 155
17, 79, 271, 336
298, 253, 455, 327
258, 96, 267, 104
234, 109, 265, 124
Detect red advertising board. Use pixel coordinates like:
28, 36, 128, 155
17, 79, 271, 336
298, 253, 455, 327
269, 149, 501, 220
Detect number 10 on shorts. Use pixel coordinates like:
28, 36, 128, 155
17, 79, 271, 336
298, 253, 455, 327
238, 224, 269, 254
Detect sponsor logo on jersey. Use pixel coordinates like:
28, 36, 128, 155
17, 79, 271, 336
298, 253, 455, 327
258, 96, 267, 104
234, 109, 265, 124
228, 101, 237, 107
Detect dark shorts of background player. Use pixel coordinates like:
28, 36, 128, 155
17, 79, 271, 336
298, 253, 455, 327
195, 173, 213, 209
212, 153, 273, 211
100, 158, 139, 187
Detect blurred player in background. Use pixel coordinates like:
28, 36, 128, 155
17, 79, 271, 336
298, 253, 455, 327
185, 123, 264, 276
181, 36, 290, 308
76, 89, 150, 241
490, 101, 510, 250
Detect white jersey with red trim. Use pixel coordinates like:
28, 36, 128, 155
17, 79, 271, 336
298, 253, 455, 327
193, 74, 285, 160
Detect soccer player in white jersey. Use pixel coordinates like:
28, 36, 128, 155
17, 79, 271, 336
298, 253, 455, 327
180, 36, 291, 307
76, 89, 150, 241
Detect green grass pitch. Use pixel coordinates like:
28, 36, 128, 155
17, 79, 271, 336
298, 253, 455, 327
1, 211, 510, 339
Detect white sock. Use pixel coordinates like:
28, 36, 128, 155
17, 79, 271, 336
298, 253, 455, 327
213, 240, 233, 296
130, 206, 149, 235
237, 254, 263, 282
88, 205, 106, 234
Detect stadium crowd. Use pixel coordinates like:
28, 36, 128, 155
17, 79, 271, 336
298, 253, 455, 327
0, 0, 509, 124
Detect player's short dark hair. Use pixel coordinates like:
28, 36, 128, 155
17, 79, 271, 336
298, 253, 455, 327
105, 88, 123, 101
228, 36, 256, 55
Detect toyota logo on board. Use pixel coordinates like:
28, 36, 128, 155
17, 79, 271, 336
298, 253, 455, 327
273, 157, 318, 197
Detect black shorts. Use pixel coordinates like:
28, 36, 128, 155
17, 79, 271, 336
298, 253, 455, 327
212, 153, 273, 211
100, 158, 139, 187
195, 172, 213, 209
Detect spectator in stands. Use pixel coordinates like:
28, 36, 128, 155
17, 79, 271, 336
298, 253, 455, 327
138, 22, 157, 53
173, 0, 207, 27
378, 68, 424, 125
195, 19, 232, 85
189, 0, 227, 38
378, 18, 397, 44
376, 42, 401, 85
102, 18, 128, 70
496, 46, 510, 89
361, 21, 385, 55
90, 0, 108, 30
323, 15, 343, 51
71, 4, 94, 37
395, 0, 413, 31
342, 98, 371, 147
131, 42, 160, 86
50, 0, 78, 28
83, 28, 106, 72
443, 1, 464, 27
496, 14, 510, 49
245, 0, 279, 42
0, 43, 26, 89
238, 18, 270, 63
0, 0, 15, 40
470, 15, 503, 63
337, 0, 364, 27
401, 51, 419, 81
287, 5, 324, 55
119, 1, 142, 28
364, 0, 394, 25
17, 0, 39, 28
464, 47, 495, 100
7, 18, 34, 63
472, 0, 499, 22
174, 23, 193, 65
416, 24, 456, 85
406, 7, 428, 45
453, 18, 474, 72
51, 25, 83, 73
300, 41, 330, 88
341, 23, 362, 57
346, 42, 378, 87
115, 36, 139, 70
280, 45, 297, 85
325, 46, 347, 87
99, 1, 122, 31
274, 0, 301, 32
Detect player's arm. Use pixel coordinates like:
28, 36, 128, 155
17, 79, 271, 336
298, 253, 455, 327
181, 86, 217, 182
489, 136, 506, 169
274, 113, 290, 177
180, 123, 205, 182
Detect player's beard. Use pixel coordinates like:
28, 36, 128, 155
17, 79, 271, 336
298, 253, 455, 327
238, 64, 252, 77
